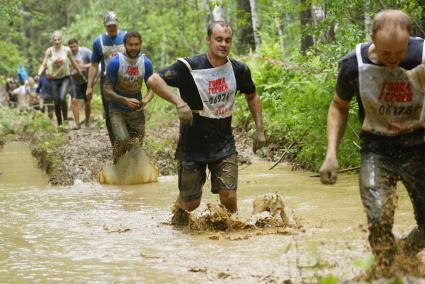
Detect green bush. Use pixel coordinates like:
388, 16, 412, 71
234, 42, 360, 172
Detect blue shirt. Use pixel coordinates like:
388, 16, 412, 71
36, 76, 53, 100
91, 31, 126, 74
106, 53, 153, 112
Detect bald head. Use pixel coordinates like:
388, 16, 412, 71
372, 9, 411, 36
370, 10, 412, 69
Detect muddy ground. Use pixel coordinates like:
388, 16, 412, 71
46, 110, 265, 186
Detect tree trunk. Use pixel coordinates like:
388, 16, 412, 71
300, 0, 314, 54
275, 17, 285, 57
321, 2, 335, 43
364, 0, 371, 36
236, 0, 255, 54
249, 0, 260, 51
205, 0, 224, 21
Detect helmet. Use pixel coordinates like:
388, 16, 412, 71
103, 11, 118, 26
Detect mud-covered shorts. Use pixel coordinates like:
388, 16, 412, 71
359, 132, 425, 225
70, 82, 89, 101
109, 109, 145, 142
177, 153, 238, 202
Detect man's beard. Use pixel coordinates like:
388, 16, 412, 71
126, 48, 140, 58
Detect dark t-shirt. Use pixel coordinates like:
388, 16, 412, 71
335, 37, 424, 147
157, 54, 256, 162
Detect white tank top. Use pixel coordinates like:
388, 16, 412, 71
100, 33, 125, 75
115, 53, 145, 95
46, 46, 71, 79
178, 57, 237, 119
356, 43, 425, 136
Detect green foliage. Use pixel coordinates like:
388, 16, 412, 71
318, 275, 340, 284
234, 40, 360, 171
0, 41, 25, 75
353, 255, 375, 270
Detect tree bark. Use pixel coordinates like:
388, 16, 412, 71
300, 0, 314, 54
249, 0, 260, 51
364, 0, 371, 36
236, 0, 255, 54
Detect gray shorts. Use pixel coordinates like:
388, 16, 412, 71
177, 153, 238, 202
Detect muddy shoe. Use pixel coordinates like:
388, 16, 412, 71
171, 207, 190, 226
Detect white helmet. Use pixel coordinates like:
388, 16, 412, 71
103, 11, 118, 26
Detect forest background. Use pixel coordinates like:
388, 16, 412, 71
1, 0, 425, 171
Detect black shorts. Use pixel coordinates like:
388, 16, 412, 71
177, 153, 238, 202
70, 82, 88, 101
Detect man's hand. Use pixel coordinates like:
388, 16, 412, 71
176, 103, 193, 125
253, 128, 266, 153
86, 87, 93, 100
126, 98, 141, 111
319, 158, 339, 184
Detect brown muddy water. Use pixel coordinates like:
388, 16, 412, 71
0, 142, 422, 283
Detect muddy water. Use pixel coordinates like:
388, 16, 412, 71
0, 142, 420, 283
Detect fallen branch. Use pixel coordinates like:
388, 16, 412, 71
269, 141, 297, 170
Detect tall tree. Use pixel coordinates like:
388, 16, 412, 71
300, 0, 314, 54
249, 0, 260, 51
236, 0, 255, 54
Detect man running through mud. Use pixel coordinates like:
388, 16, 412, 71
103, 31, 154, 161
319, 9, 425, 269
86, 11, 126, 143
147, 20, 266, 224
68, 38, 92, 129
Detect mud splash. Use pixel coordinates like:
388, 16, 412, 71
171, 193, 302, 240
99, 145, 159, 185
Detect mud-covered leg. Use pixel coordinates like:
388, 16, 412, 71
171, 161, 206, 226
360, 151, 398, 266
110, 110, 131, 162
399, 144, 425, 256
210, 153, 238, 213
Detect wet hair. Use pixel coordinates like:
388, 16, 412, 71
207, 20, 232, 37
124, 31, 142, 44
51, 30, 62, 42
372, 9, 412, 35
68, 38, 79, 45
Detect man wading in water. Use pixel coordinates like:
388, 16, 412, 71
320, 9, 425, 271
147, 20, 266, 224
103, 31, 154, 162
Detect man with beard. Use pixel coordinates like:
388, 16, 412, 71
147, 21, 266, 224
86, 11, 126, 143
103, 31, 154, 161
319, 9, 425, 269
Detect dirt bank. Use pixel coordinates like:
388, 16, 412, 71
42, 110, 265, 185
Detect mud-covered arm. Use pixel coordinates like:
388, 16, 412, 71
319, 95, 350, 184
147, 74, 192, 125
245, 91, 265, 153
103, 80, 140, 111
324, 95, 350, 160
147, 74, 186, 107
142, 88, 154, 106
245, 91, 264, 131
